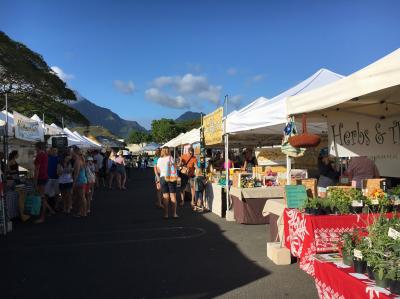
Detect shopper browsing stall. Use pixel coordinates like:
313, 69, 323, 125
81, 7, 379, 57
179, 147, 198, 208
317, 148, 339, 188
243, 148, 258, 172
346, 156, 380, 188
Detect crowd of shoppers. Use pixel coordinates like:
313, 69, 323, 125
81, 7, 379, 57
1, 143, 133, 224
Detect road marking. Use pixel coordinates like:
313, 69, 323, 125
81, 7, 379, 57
2, 227, 207, 250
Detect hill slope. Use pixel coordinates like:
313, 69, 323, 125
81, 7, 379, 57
69, 93, 146, 138
175, 111, 203, 122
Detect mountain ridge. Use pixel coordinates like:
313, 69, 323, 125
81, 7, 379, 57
69, 92, 146, 138
175, 111, 203, 122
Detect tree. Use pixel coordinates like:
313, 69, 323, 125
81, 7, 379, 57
151, 118, 183, 144
0, 31, 89, 126
0, 31, 76, 101
127, 130, 152, 145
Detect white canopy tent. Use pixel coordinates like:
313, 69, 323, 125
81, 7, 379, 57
285, 49, 400, 177
226, 68, 344, 136
163, 132, 185, 148
286, 48, 400, 118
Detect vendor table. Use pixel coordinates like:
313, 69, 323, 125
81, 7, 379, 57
262, 197, 286, 242
204, 183, 226, 217
283, 209, 388, 276
314, 260, 397, 299
230, 186, 284, 225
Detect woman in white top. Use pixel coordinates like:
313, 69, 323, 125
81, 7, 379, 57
58, 152, 74, 213
157, 147, 179, 219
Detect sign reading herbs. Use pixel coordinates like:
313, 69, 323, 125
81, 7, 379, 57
328, 112, 400, 157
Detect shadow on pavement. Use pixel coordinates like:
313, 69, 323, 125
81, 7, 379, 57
1, 169, 270, 299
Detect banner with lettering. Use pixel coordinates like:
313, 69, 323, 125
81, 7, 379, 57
13, 111, 44, 142
203, 107, 223, 145
328, 111, 400, 177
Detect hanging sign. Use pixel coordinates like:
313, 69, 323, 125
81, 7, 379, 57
203, 107, 223, 145
328, 112, 400, 177
13, 111, 44, 142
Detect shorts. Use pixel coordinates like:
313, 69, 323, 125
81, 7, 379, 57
37, 179, 48, 186
189, 177, 195, 188
195, 191, 203, 201
180, 175, 188, 190
59, 182, 73, 191
84, 183, 90, 193
116, 165, 126, 175
45, 179, 59, 197
160, 177, 177, 194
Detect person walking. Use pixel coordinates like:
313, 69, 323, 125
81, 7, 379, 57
85, 156, 96, 214
115, 151, 127, 190
34, 142, 54, 224
179, 147, 198, 208
157, 147, 179, 219
45, 147, 60, 211
72, 146, 88, 217
58, 152, 73, 213
153, 148, 163, 208
93, 150, 104, 187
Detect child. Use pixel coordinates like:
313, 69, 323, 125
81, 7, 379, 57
194, 168, 206, 212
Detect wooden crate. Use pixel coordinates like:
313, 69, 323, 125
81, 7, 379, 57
362, 178, 386, 194
294, 178, 318, 198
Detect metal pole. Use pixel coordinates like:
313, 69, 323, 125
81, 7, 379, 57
224, 95, 233, 220
286, 154, 292, 185
1, 94, 8, 235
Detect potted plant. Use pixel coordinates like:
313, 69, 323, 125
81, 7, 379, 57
320, 198, 333, 215
338, 231, 362, 266
303, 197, 321, 215
349, 188, 365, 214
387, 259, 400, 295
328, 188, 352, 215
353, 237, 369, 273
389, 185, 400, 212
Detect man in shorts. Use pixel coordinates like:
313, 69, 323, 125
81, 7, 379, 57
45, 147, 60, 211
179, 147, 198, 208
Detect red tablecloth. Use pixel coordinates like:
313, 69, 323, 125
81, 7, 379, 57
314, 260, 397, 299
283, 209, 386, 276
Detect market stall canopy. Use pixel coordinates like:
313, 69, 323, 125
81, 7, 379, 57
286, 48, 400, 118
163, 132, 185, 148
0, 110, 14, 135
140, 142, 160, 152
63, 128, 89, 148
226, 68, 343, 136
180, 128, 201, 145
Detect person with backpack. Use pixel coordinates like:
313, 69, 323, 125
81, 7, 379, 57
157, 146, 179, 219
179, 147, 198, 209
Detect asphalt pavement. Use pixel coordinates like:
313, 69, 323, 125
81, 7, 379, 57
1, 169, 317, 299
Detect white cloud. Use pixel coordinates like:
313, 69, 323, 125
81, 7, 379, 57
145, 73, 222, 109
113, 80, 136, 94
145, 88, 190, 109
230, 95, 243, 108
51, 66, 74, 82
227, 67, 237, 76
252, 74, 265, 82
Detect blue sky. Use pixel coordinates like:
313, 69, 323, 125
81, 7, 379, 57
2, 0, 400, 129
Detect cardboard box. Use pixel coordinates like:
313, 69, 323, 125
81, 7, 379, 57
267, 242, 291, 265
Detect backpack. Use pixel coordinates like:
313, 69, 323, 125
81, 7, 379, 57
165, 157, 177, 182
86, 166, 96, 184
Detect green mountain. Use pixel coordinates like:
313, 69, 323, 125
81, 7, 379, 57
69, 92, 146, 138
175, 111, 203, 122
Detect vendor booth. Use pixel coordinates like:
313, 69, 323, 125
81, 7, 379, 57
281, 49, 400, 298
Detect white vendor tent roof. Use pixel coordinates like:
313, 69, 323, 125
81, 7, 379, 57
226, 68, 343, 135
163, 133, 185, 148
180, 128, 201, 145
286, 48, 400, 118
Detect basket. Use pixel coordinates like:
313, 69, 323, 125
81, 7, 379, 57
289, 114, 321, 148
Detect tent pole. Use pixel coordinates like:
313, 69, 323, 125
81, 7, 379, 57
286, 154, 291, 185
224, 95, 234, 221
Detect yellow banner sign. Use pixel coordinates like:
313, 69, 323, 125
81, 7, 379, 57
203, 107, 223, 145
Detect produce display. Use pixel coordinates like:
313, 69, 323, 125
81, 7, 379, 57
337, 216, 400, 294
302, 186, 400, 215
